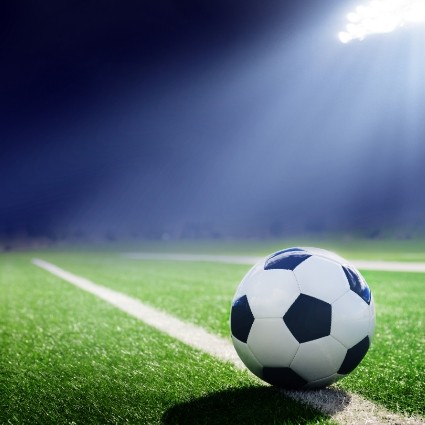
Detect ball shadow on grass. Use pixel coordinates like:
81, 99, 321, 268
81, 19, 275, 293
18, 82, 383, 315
162, 385, 343, 425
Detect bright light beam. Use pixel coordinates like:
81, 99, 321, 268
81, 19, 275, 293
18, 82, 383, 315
338, 0, 425, 43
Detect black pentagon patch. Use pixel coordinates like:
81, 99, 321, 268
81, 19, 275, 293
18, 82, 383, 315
264, 252, 311, 271
342, 266, 371, 304
267, 248, 306, 260
283, 294, 332, 343
230, 295, 254, 343
338, 336, 370, 375
263, 367, 307, 389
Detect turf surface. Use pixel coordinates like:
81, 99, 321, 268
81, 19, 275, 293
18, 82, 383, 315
30, 237, 425, 261
0, 254, 333, 425
88, 238, 425, 262
35, 250, 425, 419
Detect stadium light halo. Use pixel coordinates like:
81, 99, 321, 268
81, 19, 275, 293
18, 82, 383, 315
338, 0, 425, 43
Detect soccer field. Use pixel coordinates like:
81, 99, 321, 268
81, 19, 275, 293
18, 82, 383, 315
1, 244, 424, 424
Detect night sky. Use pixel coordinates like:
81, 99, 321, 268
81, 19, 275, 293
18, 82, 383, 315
2, 1, 425, 240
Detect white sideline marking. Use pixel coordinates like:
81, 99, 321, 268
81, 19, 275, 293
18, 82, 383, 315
123, 252, 425, 273
31, 258, 243, 367
32, 258, 424, 425
351, 260, 425, 273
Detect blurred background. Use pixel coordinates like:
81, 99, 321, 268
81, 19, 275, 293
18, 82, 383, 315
1, 0, 425, 248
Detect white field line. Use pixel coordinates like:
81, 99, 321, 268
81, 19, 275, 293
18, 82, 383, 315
31, 258, 242, 367
123, 252, 425, 273
32, 258, 424, 425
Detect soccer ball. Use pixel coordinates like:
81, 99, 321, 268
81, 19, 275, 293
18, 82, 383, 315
230, 247, 375, 389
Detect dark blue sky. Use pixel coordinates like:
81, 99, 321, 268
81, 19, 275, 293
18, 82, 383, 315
1, 1, 425, 239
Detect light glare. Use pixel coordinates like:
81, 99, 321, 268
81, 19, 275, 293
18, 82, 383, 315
339, 0, 425, 42
347, 12, 361, 22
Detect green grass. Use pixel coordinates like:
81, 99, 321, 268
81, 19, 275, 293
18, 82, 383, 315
37, 250, 425, 418
25, 236, 425, 261
2, 242, 425, 423
79, 237, 425, 262
0, 254, 332, 424
36, 253, 244, 338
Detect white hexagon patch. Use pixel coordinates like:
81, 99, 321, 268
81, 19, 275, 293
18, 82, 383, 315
245, 269, 300, 318
331, 290, 371, 348
294, 256, 349, 303
247, 318, 299, 367
290, 335, 347, 381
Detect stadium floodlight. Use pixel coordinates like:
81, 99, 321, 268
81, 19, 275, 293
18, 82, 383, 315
338, 0, 425, 43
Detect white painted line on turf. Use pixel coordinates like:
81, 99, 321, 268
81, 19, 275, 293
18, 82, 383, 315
123, 252, 425, 273
32, 258, 424, 425
31, 258, 244, 368
285, 390, 424, 425
351, 260, 425, 273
